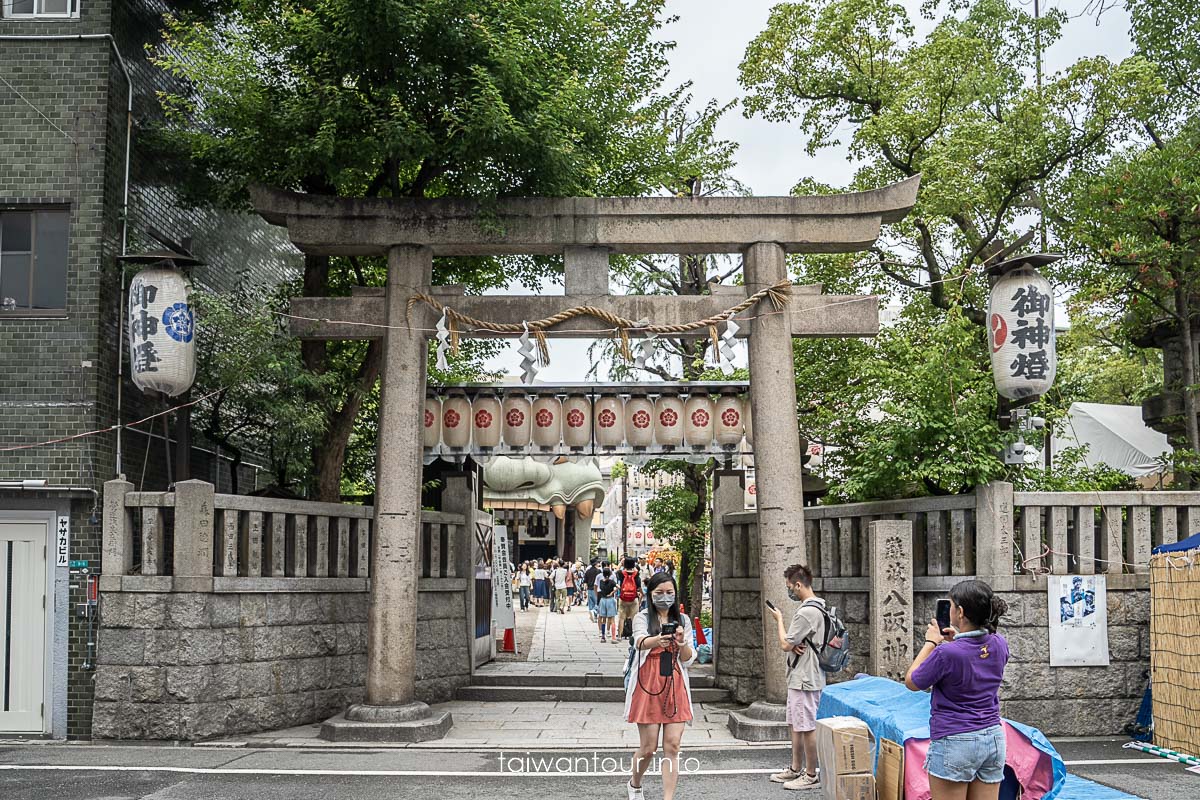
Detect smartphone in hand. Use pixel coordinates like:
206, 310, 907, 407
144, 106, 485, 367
936, 598, 952, 632
765, 600, 777, 611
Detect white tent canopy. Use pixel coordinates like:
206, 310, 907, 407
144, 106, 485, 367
1052, 403, 1172, 478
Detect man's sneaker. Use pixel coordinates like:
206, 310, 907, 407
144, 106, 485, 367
627, 780, 645, 800
770, 767, 802, 783
782, 772, 820, 791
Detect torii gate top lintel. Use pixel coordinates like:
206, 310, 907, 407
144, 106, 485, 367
249, 176, 919, 258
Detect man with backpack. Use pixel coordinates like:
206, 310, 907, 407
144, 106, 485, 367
613, 556, 642, 644
765, 563, 845, 791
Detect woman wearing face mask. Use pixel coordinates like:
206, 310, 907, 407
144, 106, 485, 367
622, 572, 696, 800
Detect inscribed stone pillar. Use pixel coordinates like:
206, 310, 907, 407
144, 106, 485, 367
869, 519, 914, 681
976, 481, 1015, 579
366, 245, 432, 706
744, 242, 807, 705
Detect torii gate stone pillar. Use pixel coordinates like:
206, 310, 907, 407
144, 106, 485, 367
251, 178, 919, 742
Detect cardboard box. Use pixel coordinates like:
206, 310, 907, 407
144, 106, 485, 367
817, 717, 874, 800
830, 773, 876, 800
876, 738, 904, 800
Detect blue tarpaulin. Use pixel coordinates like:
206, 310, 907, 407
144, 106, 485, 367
1152, 531, 1200, 554
817, 676, 1141, 800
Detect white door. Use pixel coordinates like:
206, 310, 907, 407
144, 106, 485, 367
0, 520, 47, 733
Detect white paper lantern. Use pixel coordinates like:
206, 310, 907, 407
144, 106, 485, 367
654, 395, 684, 449
562, 393, 592, 449
502, 394, 532, 448
714, 394, 744, 446
989, 266, 1056, 400
684, 394, 715, 447
625, 395, 654, 448
472, 393, 501, 448
441, 391, 471, 449
594, 394, 624, 449
531, 395, 562, 449
127, 268, 195, 397
423, 396, 441, 449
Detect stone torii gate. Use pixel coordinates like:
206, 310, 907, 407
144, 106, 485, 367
251, 177, 919, 739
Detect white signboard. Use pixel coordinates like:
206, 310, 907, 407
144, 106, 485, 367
491, 525, 516, 630
1047, 574, 1110, 666
744, 469, 757, 511
55, 515, 69, 567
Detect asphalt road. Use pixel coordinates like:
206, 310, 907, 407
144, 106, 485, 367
0, 738, 1194, 800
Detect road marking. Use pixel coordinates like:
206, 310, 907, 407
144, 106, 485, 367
0, 764, 774, 777
1062, 758, 1177, 766
0, 758, 1172, 777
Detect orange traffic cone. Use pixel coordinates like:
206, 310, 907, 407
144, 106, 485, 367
502, 627, 517, 653
696, 623, 708, 646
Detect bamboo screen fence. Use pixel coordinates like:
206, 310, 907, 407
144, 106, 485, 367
1150, 547, 1200, 757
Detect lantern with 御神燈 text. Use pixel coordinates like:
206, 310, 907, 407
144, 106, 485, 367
988, 259, 1058, 400
127, 267, 195, 397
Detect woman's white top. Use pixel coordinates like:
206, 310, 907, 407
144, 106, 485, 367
518, 572, 532, 586
622, 609, 697, 725
533, 568, 546, 580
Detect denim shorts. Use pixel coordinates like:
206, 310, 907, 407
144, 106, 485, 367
924, 724, 1006, 784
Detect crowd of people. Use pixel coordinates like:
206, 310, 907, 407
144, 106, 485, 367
513, 555, 680, 644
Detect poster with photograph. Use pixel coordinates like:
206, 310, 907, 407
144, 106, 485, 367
1047, 574, 1110, 666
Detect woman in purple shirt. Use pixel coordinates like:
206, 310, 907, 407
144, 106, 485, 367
905, 580, 1010, 800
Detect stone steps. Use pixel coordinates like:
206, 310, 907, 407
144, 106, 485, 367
469, 672, 716, 689
455, 684, 731, 703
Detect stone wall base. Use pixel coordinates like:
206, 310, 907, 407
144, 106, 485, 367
93, 584, 470, 741
714, 580, 1148, 737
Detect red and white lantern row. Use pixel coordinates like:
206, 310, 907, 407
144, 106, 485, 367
424, 389, 750, 455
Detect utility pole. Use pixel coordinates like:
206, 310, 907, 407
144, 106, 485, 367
621, 471, 629, 558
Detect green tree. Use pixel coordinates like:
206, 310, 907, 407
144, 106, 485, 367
191, 281, 335, 493
737, 0, 1158, 498
1060, 119, 1200, 475
153, 0, 716, 499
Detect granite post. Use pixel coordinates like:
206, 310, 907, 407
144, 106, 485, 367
976, 481, 1015, 578
744, 241, 807, 705
321, 245, 451, 742
725, 243, 808, 741
869, 519, 914, 681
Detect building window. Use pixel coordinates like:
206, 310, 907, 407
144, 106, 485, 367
3, 0, 80, 18
0, 209, 69, 313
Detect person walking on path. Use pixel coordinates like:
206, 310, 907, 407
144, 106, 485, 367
532, 561, 548, 608
596, 566, 618, 642
517, 563, 532, 611
584, 558, 601, 620
553, 559, 570, 614
614, 556, 642, 643
623, 572, 696, 800
905, 580, 1010, 800
766, 563, 826, 791
565, 561, 577, 608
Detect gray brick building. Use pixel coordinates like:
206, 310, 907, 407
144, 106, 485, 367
1, 0, 296, 738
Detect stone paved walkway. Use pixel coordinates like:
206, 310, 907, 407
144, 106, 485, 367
207, 606, 747, 750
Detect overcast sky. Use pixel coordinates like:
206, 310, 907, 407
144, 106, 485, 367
485, 0, 1134, 382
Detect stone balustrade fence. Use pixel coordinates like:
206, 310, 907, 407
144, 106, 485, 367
717, 480, 1200, 581
101, 478, 467, 591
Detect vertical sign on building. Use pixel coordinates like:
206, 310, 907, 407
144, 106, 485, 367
56, 515, 70, 567
491, 524, 515, 630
